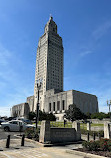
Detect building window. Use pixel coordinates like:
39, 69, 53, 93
62, 100, 65, 110
57, 101, 60, 111
53, 102, 55, 111
49, 103, 51, 111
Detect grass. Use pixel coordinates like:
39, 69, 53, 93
91, 123, 103, 127
50, 121, 72, 128
33, 121, 104, 129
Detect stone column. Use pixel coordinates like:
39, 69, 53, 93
104, 122, 110, 139
72, 121, 81, 141
60, 96, 62, 111
39, 120, 51, 143
87, 122, 91, 131
55, 101, 57, 112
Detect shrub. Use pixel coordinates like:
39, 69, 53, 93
82, 140, 100, 151
25, 127, 39, 141
82, 138, 111, 152
99, 138, 111, 151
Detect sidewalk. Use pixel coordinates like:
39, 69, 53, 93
0, 138, 84, 158
0, 138, 40, 151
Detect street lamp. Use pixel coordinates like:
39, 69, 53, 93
36, 78, 43, 129
107, 100, 111, 122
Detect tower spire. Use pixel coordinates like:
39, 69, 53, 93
49, 14, 53, 21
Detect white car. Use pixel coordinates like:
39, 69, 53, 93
0, 120, 35, 132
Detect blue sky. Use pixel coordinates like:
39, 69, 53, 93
0, 0, 111, 116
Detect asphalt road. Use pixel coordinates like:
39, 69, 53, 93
0, 129, 24, 140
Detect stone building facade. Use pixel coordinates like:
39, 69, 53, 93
11, 17, 99, 120
11, 103, 30, 119
43, 89, 98, 120
34, 16, 63, 112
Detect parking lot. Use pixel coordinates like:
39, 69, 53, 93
0, 128, 24, 140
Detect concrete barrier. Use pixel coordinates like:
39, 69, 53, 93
104, 122, 111, 139
39, 120, 81, 144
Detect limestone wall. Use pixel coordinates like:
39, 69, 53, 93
11, 103, 30, 118
39, 120, 81, 144
43, 89, 98, 120
50, 128, 76, 143
26, 96, 34, 112
73, 90, 98, 114
43, 89, 73, 113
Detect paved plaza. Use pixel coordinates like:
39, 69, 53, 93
0, 138, 83, 158
0, 128, 83, 158
0, 146, 84, 158
0, 128, 98, 158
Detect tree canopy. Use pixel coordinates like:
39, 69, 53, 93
64, 104, 86, 122
28, 110, 56, 121
91, 112, 109, 120
28, 112, 36, 120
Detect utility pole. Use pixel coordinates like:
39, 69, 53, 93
36, 78, 42, 129
107, 100, 111, 122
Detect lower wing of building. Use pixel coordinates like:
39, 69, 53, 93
11, 89, 98, 121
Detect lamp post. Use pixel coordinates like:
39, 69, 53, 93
107, 100, 111, 122
36, 78, 42, 129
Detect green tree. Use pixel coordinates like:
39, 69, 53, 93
39, 110, 56, 121
86, 112, 91, 119
39, 110, 47, 121
64, 104, 86, 122
91, 112, 109, 120
46, 113, 56, 121
28, 112, 36, 120
28, 110, 56, 121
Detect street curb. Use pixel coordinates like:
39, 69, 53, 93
66, 149, 106, 158
14, 135, 45, 146
14, 135, 83, 147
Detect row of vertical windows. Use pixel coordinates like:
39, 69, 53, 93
49, 100, 65, 111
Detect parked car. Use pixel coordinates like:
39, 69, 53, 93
0, 120, 35, 132
0, 119, 6, 125
17, 118, 32, 124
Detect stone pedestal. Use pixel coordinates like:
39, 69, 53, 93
72, 121, 80, 131
72, 121, 81, 140
104, 122, 110, 139
39, 120, 50, 143
87, 122, 91, 131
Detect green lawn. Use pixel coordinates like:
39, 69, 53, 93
33, 121, 104, 129
91, 123, 103, 127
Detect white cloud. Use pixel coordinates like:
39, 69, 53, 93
0, 106, 11, 117
0, 42, 34, 117
80, 50, 93, 57
0, 43, 12, 66
92, 21, 111, 40
0, 85, 33, 117
88, 78, 111, 113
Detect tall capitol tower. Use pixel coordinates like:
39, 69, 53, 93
11, 16, 98, 120
34, 16, 64, 111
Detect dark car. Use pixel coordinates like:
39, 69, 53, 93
0, 119, 6, 125
22, 119, 32, 124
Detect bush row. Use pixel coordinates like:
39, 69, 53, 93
82, 138, 111, 151
25, 128, 40, 141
